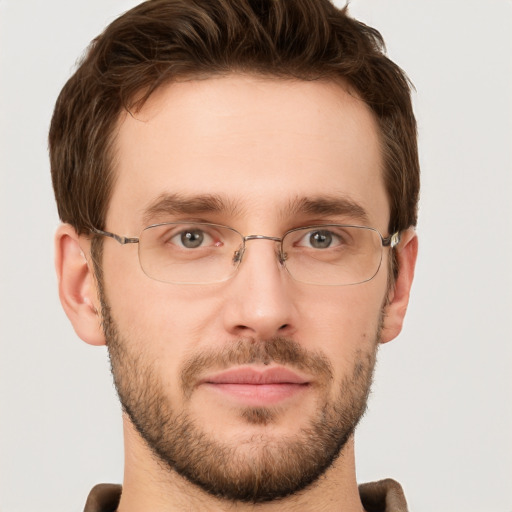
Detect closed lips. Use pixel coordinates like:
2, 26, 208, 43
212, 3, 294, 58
202, 367, 310, 385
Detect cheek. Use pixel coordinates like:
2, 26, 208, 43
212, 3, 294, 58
295, 284, 384, 378
101, 258, 226, 370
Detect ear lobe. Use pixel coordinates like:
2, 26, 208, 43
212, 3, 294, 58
55, 224, 106, 346
380, 228, 418, 344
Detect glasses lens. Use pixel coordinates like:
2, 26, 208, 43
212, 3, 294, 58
139, 223, 243, 284
137, 223, 384, 285
282, 225, 384, 285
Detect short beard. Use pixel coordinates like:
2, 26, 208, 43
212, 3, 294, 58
99, 285, 379, 504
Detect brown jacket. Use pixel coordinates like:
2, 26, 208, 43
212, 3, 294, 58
83, 479, 408, 511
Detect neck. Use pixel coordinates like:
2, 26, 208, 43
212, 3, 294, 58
118, 417, 365, 512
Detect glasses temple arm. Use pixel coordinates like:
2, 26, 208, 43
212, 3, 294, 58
90, 227, 139, 245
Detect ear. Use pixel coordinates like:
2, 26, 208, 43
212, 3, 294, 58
55, 224, 106, 346
380, 228, 418, 344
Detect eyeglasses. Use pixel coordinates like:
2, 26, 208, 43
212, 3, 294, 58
91, 222, 400, 286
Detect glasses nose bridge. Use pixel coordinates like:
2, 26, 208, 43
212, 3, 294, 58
236, 234, 285, 265
243, 234, 283, 243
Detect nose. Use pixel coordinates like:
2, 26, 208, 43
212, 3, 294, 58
222, 238, 298, 340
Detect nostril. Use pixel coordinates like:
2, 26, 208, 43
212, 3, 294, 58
233, 324, 289, 333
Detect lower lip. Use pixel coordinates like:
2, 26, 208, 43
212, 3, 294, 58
203, 383, 309, 406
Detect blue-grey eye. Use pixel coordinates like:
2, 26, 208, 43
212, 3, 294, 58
180, 229, 205, 248
308, 230, 334, 249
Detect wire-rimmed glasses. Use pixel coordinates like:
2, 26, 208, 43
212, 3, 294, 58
91, 222, 400, 286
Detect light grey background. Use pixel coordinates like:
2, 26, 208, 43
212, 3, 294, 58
1, 1, 511, 511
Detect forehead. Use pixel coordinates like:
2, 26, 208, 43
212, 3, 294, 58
109, 74, 388, 231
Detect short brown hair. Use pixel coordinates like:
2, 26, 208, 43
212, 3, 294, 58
49, 0, 419, 238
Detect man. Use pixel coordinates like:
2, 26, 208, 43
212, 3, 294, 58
49, 0, 419, 510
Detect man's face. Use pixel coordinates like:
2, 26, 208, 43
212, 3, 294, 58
97, 75, 391, 502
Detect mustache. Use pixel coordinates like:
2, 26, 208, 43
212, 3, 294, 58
180, 337, 334, 397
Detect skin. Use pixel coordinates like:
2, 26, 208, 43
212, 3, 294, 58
55, 75, 417, 511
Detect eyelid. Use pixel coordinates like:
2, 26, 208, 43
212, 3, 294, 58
147, 216, 228, 228
294, 218, 364, 228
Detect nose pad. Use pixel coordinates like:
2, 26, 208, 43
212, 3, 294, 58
232, 245, 245, 265
278, 247, 287, 266
234, 236, 288, 269
233, 241, 287, 273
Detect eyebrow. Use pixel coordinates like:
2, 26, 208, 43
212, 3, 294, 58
142, 193, 244, 225
141, 193, 369, 226
285, 196, 370, 224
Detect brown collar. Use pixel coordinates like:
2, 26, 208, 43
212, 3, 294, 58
84, 479, 408, 512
